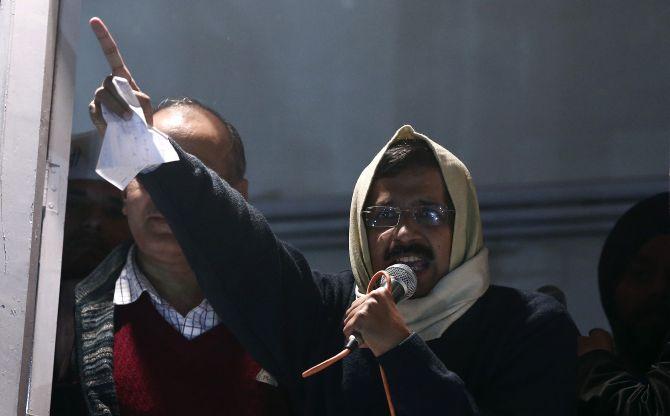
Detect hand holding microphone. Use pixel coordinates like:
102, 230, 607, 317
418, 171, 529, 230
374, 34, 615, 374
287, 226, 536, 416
343, 264, 417, 356
302, 264, 417, 378
302, 265, 417, 415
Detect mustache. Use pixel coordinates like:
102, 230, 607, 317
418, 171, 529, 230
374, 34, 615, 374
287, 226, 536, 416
384, 244, 434, 262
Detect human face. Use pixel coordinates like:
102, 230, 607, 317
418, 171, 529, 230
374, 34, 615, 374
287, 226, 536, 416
122, 178, 184, 262
365, 166, 453, 298
122, 106, 247, 265
62, 180, 130, 279
614, 235, 670, 347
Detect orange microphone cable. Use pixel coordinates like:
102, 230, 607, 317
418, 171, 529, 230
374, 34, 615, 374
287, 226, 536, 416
302, 270, 397, 415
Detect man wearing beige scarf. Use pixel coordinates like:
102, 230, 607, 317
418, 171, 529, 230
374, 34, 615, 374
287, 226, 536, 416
345, 124, 490, 353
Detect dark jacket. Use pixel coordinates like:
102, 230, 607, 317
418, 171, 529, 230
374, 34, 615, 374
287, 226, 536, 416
137, 141, 578, 415
577, 340, 670, 416
73, 242, 132, 416
51, 243, 131, 416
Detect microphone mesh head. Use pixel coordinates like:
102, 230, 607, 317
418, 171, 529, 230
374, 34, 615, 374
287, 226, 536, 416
385, 263, 418, 299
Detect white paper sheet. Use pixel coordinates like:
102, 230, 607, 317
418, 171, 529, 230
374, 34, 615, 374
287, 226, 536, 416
95, 76, 178, 190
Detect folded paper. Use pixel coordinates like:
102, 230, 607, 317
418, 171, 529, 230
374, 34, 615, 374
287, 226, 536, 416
95, 76, 178, 190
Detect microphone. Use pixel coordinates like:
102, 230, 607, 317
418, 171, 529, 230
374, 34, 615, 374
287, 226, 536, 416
379, 263, 418, 303
345, 264, 418, 350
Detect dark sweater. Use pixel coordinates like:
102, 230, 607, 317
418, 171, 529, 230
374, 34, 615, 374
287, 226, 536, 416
114, 293, 285, 416
138, 141, 578, 415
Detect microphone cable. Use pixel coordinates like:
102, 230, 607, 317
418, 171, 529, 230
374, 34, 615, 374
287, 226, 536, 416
302, 270, 397, 416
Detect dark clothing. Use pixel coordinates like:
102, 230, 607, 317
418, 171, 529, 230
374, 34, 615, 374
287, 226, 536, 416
73, 242, 130, 415
577, 192, 670, 415
71, 243, 290, 416
577, 339, 670, 415
114, 293, 284, 416
597, 192, 670, 373
598, 193, 669, 328
138, 141, 578, 415
51, 380, 87, 416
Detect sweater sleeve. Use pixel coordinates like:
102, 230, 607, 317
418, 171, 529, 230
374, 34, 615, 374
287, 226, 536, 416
136, 141, 328, 389
577, 341, 670, 416
377, 333, 479, 415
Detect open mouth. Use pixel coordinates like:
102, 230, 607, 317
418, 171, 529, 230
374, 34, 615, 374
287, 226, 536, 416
390, 255, 431, 274
385, 244, 434, 275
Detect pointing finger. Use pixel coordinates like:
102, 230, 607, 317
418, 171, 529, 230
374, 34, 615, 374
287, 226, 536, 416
89, 17, 139, 90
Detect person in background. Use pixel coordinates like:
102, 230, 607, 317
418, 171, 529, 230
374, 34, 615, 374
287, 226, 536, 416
577, 192, 670, 415
62, 131, 131, 282
52, 131, 131, 414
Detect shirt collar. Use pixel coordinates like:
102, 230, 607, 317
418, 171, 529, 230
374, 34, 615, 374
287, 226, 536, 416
112, 244, 221, 339
113, 244, 164, 306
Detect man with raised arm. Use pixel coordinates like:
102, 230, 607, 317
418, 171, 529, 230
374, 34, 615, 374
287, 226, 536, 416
62, 18, 291, 416
90, 18, 578, 415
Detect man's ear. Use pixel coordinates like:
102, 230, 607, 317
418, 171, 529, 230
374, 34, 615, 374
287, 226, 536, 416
233, 178, 249, 200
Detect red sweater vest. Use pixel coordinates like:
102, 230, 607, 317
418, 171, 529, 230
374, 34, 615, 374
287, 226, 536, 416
113, 294, 288, 415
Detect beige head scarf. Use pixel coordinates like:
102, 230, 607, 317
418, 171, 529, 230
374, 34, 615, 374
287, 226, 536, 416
349, 125, 490, 340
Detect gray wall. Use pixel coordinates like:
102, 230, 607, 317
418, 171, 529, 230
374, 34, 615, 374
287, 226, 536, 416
72, 1, 669, 332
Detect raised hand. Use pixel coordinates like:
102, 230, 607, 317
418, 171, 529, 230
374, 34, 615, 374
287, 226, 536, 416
87, 17, 153, 136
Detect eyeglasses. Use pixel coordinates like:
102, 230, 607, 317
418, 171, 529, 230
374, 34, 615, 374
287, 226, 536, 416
362, 205, 455, 228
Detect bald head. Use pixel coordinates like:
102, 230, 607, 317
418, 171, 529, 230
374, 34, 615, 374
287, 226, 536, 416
153, 103, 248, 198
